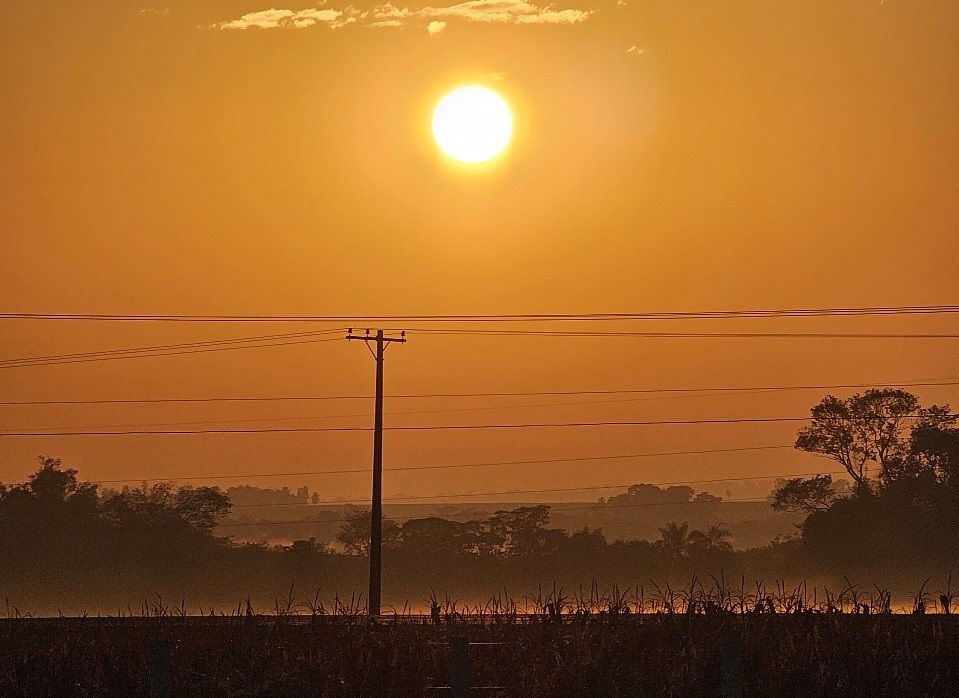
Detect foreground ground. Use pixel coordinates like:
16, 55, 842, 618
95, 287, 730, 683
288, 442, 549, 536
1, 612, 958, 696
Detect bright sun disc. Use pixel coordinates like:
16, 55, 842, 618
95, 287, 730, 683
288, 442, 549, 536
432, 86, 513, 164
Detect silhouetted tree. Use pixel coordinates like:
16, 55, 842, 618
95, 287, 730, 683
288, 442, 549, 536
656, 521, 692, 558
771, 474, 841, 514
790, 392, 959, 572
620, 484, 664, 504
562, 527, 607, 557
608, 484, 699, 506
487, 505, 565, 556
662, 486, 696, 503
336, 508, 400, 555
688, 522, 733, 554
100, 483, 230, 533
795, 389, 953, 492
0, 456, 100, 541
400, 517, 468, 556
893, 422, 959, 486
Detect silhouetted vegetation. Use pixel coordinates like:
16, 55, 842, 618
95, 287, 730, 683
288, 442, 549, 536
3, 390, 959, 692
774, 389, 959, 577
2, 390, 958, 614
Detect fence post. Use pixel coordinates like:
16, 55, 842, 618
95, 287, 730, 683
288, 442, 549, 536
451, 636, 470, 698
720, 626, 743, 698
149, 638, 171, 698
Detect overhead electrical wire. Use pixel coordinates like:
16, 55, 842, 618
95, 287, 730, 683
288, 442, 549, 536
2, 330, 956, 370
0, 329, 345, 369
409, 328, 959, 339
2, 306, 957, 369
2, 413, 953, 437
90, 444, 796, 484
11, 382, 959, 430
3, 377, 957, 407
2, 305, 959, 322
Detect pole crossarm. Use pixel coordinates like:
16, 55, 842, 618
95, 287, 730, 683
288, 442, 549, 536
346, 328, 406, 617
346, 328, 407, 346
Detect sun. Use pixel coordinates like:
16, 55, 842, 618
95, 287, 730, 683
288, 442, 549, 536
432, 86, 513, 164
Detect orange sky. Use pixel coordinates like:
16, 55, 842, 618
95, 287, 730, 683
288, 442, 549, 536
1, 1, 958, 503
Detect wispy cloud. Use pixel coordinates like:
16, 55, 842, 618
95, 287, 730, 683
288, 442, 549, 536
626, 45, 646, 55
211, 1, 594, 31
374, 3, 413, 19
513, 8, 590, 24
213, 6, 349, 30
405, 1, 592, 25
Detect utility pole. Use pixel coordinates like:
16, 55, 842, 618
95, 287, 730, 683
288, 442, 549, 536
346, 328, 406, 617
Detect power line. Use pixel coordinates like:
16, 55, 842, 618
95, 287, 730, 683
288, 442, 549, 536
0, 330, 345, 369
90, 444, 796, 484
3, 377, 957, 407
6, 379, 959, 431
411, 329, 959, 339
3, 414, 952, 437
3, 305, 959, 322
3, 327, 956, 371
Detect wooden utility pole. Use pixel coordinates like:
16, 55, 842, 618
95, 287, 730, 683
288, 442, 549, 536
346, 328, 406, 616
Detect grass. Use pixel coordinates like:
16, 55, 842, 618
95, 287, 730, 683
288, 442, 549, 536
1, 579, 959, 695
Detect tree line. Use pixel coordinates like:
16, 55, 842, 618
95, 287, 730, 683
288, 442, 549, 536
1, 389, 957, 611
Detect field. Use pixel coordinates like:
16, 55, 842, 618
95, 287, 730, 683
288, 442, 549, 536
3, 590, 959, 696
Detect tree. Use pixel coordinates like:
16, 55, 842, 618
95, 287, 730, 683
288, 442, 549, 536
336, 508, 400, 555
899, 423, 959, 487
26, 456, 99, 513
656, 521, 692, 558
557, 526, 607, 566
791, 395, 959, 571
172, 486, 231, 532
616, 484, 667, 504
0, 456, 100, 539
688, 522, 733, 554
795, 389, 953, 491
486, 506, 564, 556
771, 474, 840, 514
609, 484, 697, 506
400, 517, 466, 556
100, 483, 230, 533
662, 486, 695, 503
